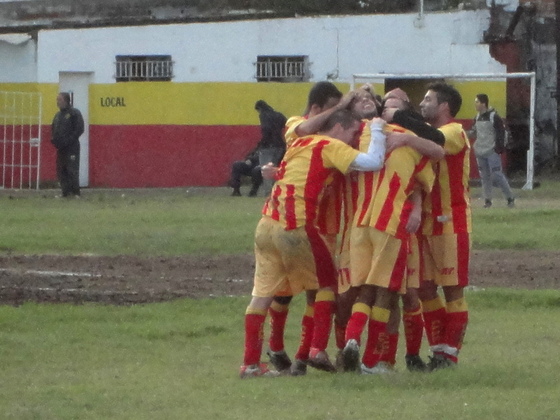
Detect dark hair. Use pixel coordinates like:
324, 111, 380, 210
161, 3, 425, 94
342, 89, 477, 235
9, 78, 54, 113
255, 100, 273, 112
59, 92, 71, 106
476, 93, 489, 107
321, 109, 360, 132
305, 82, 343, 114
427, 82, 462, 117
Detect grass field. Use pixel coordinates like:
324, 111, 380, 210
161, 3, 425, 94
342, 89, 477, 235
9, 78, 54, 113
0, 182, 559, 419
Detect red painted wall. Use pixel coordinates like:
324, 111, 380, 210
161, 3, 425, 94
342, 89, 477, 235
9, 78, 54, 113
19, 122, 487, 188
88, 125, 261, 188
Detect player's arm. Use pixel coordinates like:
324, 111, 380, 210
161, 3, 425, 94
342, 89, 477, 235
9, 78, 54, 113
405, 187, 423, 234
294, 90, 358, 137
349, 118, 386, 171
390, 109, 445, 146
386, 132, 444, 161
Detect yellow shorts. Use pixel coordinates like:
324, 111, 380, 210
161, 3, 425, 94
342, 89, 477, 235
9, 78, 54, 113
273, 233, 338, 298
420, 233, 471, 287
349, 226, 407, 292
252, 217, 336, 298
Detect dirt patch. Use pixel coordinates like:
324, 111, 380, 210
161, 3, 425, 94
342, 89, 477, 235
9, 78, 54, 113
0, 250, 558, 305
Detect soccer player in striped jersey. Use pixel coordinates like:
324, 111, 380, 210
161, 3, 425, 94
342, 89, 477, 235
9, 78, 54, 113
240, 109, 386, 378
341, 93, 444, 374
414, 83, 472, 370
266, 82, 361, 375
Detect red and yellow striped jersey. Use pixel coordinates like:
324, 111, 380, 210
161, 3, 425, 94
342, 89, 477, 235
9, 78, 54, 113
358, 144, 435, 239
421, 122, 472, 235
285, 115, 306, 147
263, 134, 360, 230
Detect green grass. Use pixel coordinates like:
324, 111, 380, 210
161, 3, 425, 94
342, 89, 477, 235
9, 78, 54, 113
0, 188, 264, 255
1, 183, 560, 419
0, 291, 559, 419
2, 181, 560, 255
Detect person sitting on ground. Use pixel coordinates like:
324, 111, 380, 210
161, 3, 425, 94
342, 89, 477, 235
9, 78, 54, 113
229, 100, 287, 197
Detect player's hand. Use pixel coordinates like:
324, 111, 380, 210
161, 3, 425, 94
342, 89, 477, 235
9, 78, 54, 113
337, 90, 358, 110
386, 132, 407, 153
381, 107, 397, 122
406, 211, 421, 233
261, 162, 279, 180
369, 117, 386, 130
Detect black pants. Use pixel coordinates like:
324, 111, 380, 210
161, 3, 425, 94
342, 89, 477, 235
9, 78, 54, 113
229, 161, 262, 193
56, 149, 80, 197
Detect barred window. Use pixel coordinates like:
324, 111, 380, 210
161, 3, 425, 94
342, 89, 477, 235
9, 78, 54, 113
115, 55, 173, 82
255, 55, 309, 82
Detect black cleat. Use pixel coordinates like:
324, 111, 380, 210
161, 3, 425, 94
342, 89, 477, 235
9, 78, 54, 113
290, 359, 308, 376
427, 353, 456, 372
266, 349, 292, 372
405, 354, 428, 372
341, 339, 360, 373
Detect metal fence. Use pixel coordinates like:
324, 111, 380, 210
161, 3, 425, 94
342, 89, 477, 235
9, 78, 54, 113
0, 91, 42, 189
115, 58, 174, 81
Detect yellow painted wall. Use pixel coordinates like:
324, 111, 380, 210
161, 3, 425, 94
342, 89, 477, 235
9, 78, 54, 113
1, 80, 505, 126
452, 80, 507, 119
89, 82, 352, 126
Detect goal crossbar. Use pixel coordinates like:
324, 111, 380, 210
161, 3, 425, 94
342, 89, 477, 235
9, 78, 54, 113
352, 72, 536, 190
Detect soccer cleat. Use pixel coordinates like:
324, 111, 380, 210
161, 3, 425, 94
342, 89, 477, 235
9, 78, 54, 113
307, 348, 336, 373
341, 339, 360, 373
335, 349, 345, 372
360, 361, 395, 375
427, 353, 457, 372
248, 189, 259, 197
405, 354, 428, 372
231, 189, 242, 197
239, 363, 280, 379
507, 198, 515, 208
266, 349, 292, 372
483, 199, 492, 208
290, 359, 308, 376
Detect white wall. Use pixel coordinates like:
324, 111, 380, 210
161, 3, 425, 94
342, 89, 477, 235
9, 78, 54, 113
22, 10, 505, 84
0, 37, 37, 83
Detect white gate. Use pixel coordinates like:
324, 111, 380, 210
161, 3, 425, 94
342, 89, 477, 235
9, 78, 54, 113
0, 91, 42, 189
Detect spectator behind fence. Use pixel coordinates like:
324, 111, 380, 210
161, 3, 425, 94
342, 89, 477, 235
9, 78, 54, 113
469, 93, 515, 208
51, 92, 84, 198
229, 100, 287, 197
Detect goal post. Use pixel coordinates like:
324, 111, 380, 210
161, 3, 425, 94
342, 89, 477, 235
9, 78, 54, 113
351, 72, 536, 190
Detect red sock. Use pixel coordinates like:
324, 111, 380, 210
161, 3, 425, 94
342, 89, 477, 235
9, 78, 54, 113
361, 318, 388, 368
244, 311, 266, 366
268, 303, 289, 352
344, 302, 371, 345
379, 332, 399, 366
294, 306, 314, 361
422, 297, 447, 346
444, 298, 469, 364
403, 306, 424, 356
310, 290, 335, 352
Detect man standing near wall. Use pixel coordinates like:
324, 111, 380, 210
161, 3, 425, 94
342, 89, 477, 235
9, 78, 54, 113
51, 92, 84, 198
469, 93, 515, 208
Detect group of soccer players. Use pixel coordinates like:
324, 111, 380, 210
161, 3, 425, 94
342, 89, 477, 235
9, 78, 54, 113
240, 80, 472, 378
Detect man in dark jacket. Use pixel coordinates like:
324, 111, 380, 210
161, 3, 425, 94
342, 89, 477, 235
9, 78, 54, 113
229, 100, 286, 197
51, 92, 84, 197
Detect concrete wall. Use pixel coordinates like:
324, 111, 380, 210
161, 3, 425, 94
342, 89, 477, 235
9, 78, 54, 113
0, 10, 516, 188
35, 10, 504, 84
